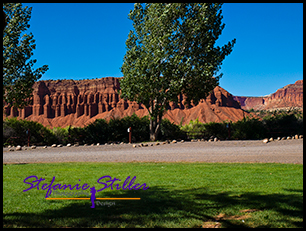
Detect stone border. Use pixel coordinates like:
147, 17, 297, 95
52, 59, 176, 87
263, 134, 303, 143
4, 134, 303, 151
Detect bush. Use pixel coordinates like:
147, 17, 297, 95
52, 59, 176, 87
108, 117, 126, 142
180, 117, 267, 140
203, 122, 228, 140
181, 119, 231, 140
181, 118, 206, 139
160, 119, 187, 141
83, 114, 187, 143
231, 117, 267, 140
120, 114, 150, 142
83, 119, 109, 144
51, 127, 70, 145
263, 112, 303, 138
68, 126, 86, 144
3, 117, 57, 146
82, 114, 150, 144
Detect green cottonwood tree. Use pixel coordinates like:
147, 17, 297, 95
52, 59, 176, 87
120, 3, 236, 141
3, 3, 48, 109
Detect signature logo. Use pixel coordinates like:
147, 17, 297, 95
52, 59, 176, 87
23, 175, 148, 208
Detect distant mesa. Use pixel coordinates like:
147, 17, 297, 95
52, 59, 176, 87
233, 80, 303, 111
3, 78, 303, 128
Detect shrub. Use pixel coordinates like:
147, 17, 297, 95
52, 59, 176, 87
263, 112, 303, 138
3, 117, 57, 146
83, 119, 109, 144
180, 117, 267, 140
83, 114, 150, 144
160, 119, 187, 141
51, 127, 70, 145
108, 117, 126, 142
120, 114, 150, 142
231, 117, 267, 140
68, 126, 86, 144
181, 118, 206, 139
3, 119, 21, 146
203, 122, 228, 140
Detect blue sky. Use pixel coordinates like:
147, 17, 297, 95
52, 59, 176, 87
23, 3, 302, 97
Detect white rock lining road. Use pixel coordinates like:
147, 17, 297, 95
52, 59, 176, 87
3, 139, 303, 164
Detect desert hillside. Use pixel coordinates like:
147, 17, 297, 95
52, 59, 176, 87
233, 80, 303, 111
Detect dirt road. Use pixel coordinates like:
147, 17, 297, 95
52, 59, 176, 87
3, 139, 303, 164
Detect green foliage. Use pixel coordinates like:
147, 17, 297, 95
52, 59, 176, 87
262, 112, 303, 137
160, 119, 186, 140
51, 127, 70, 145
68, 126, 86, 144
181, 118, 206, 139
108, 117, 127, 142
120, 3, 236, 140
3, 117, 57, 146
3, 111, 303, 146
3, 115, 150, 146
120, 114, 150, 142
83, 114, 150, 144
3, 3, 48, 109
181, 119, 229, 140
251, 108, 303, 120
180, 111, 303, 140
83, 119, 109, 144
247, 108, 255, 112
203, 121, 228, 140
231, 117, 267, 140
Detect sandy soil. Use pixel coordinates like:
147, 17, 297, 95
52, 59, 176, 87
3, 139, 303, 164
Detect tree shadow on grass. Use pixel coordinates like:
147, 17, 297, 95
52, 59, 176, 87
3, 186, 303, 228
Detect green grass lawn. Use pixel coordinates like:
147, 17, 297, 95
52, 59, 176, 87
3, 162, 303, 228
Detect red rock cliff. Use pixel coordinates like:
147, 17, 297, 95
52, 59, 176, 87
3, 77, 247, 128
233, 80, 303, 111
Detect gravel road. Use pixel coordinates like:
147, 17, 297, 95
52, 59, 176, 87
3, 139, 303, 164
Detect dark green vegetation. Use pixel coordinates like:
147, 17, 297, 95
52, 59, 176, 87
182, 109, 303, 140
247, 108, 303, 120
3, 117, 58, 146
3, 114, 149, 146
3, 162, 303, 228
3, 109, 303, 147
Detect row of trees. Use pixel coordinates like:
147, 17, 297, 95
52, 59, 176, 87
3, 3, 236, 141
3, 111, 303, 147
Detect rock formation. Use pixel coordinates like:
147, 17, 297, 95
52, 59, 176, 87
233, 80, 303, 111
4, 77, 248, 128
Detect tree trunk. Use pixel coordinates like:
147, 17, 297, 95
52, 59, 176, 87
149, 115, 162, 141
149, 100, 163, 141
149, 117, 157, 141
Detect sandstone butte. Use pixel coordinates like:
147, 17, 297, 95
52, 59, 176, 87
3, 78, 302, 128
233, 80, 303, 111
